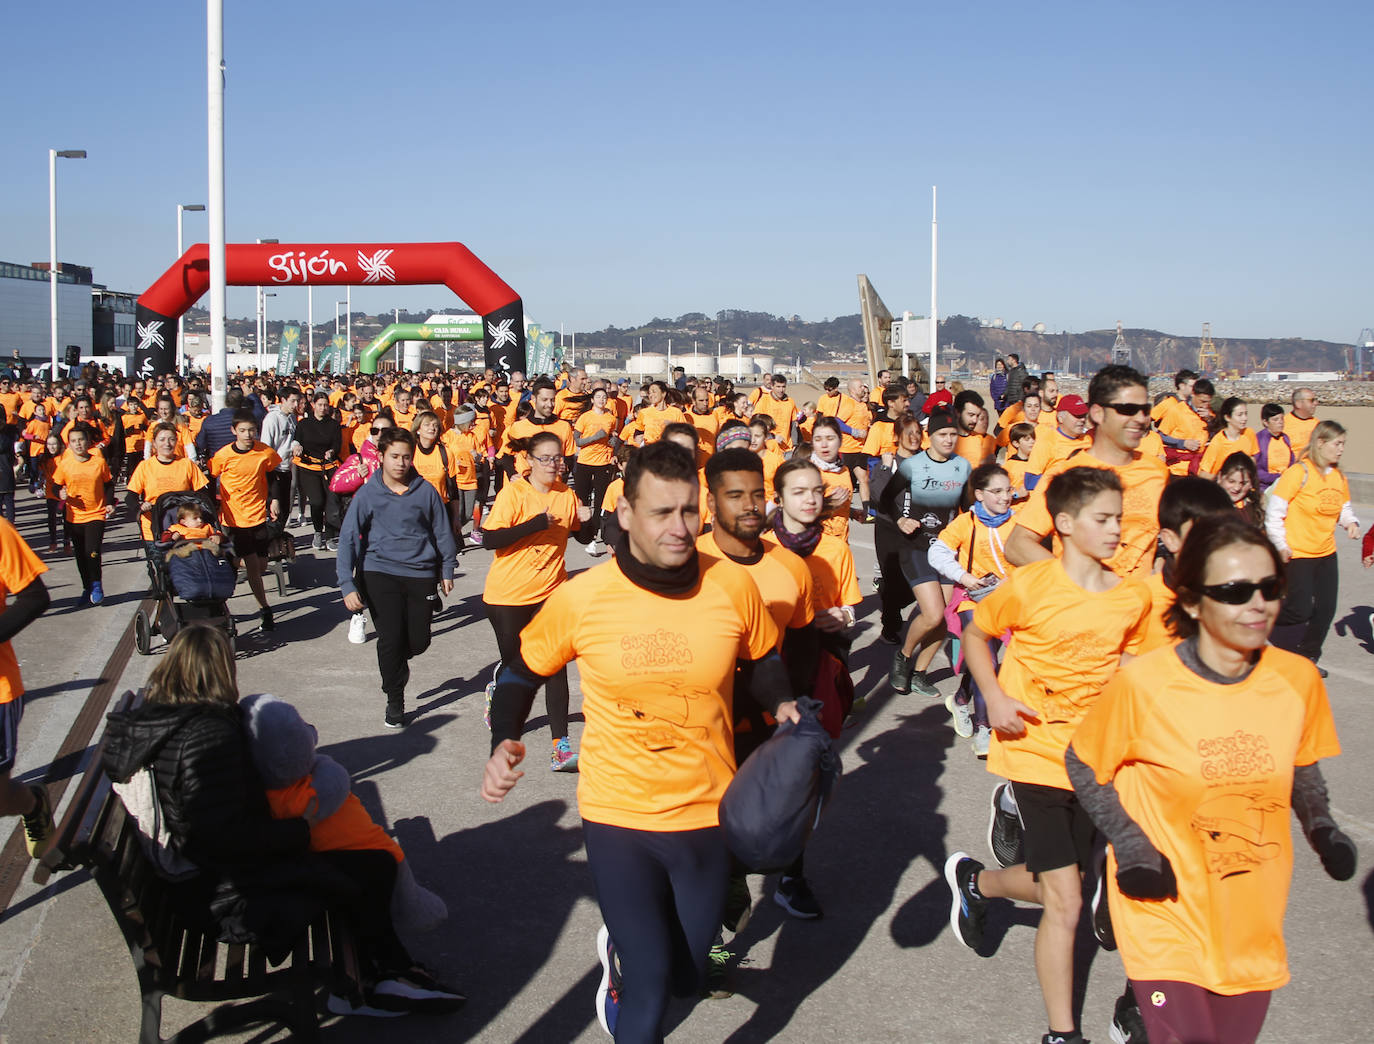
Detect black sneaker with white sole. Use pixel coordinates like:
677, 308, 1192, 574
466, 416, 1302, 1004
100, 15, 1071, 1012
370, 965, 465, 1013
773, 874, 822, 919
944, 851, 988, 952
1090, 838, 1117, 951
987, 783, 1024, 869
596, 924, 621, 1037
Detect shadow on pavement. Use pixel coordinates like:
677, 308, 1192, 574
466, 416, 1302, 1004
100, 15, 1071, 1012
1334, 604, 1374, 654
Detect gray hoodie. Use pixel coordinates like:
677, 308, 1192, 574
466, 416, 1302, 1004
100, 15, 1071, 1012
336, 469, 456, 598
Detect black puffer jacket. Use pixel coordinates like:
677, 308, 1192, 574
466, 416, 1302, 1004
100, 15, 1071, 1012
101, 702, 308, 871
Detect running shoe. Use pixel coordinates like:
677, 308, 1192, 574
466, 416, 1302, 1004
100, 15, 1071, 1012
312, 532, 326, 551
370, 964, 466, 1014
889, 650, 914, 693
467, 529, 483, 548
945, 690, 974, 738
702, 941, 733, 999
588, 538, 606, 557
908, 669, 940, 700
89, 581, 104, 606
384, 702, 405, 729
987, 783, 1024, 869
971, 725, 991, 758
484, 680, 496, 729
943, 852, 988, 951
773, 874, 822, 919
288, 514, 303, 528
325, 993, 407, 1018
260, 608, 274, 633
326, 537, 340, 552
595, 924, 621, 1038
1109, 989, 1145, 1043
47, 543, 57, 555
1090, 840, 1116, 951
722, 874, 752, 934
1042, 1033, 1087, 1044
550, 737, 579, 772
348, 612, 367, 645
22, 785, 54, 859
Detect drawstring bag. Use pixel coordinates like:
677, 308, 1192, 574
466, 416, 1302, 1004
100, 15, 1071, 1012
719, 696, 842, 874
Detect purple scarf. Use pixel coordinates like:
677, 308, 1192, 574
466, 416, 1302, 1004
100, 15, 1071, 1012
768, 507, 823, 558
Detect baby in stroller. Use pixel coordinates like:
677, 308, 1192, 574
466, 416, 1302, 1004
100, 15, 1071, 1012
135, 491, 238, 655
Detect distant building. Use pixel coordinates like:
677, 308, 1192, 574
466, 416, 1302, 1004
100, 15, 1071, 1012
91, 287, 137, 359
0, 260, 93, 360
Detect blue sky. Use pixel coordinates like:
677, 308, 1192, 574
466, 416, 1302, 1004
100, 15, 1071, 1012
3, 0, 1370, 343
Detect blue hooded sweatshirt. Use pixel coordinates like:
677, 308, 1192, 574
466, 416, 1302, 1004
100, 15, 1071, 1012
336, 469, 456, 598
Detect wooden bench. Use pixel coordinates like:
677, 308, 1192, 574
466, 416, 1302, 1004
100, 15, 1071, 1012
34, 690, 359, 1043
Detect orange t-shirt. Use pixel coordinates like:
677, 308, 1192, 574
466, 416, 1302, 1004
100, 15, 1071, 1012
934, 510, 1017, 611
52, 452, 112, 524
1160, 402, 1208, 475
1271, 462, 1349, 559
973, 556, 1149, 789
0, 392, 22, 423
482, 479, 580, 606
601, 477, 624, 514
574, 409, 618, 467
955, 432, 997, 468
751, 394, 799, 450
1071, 644, 1340, 994
412, 441, 458, 502
1199, 428, 1259, 476
760, 444, 786, 502
1284, 412, 1318, 458
1136, 570, 1176, 655
1014, 448, 1170, 578
766, 531, 861, 612
499, 417, 575, 474
22, 418, 50, 458
1259, 431, 1294, 478
687, 409, 721, 465
127, 456, 209, 541
862, 417, 902, 457
0, 520, 47, 704
266, 782, 403, 862
1003, 455, 1033, 500
638, 404, 687, 445
518, 555, 779, 831
696, 531, 813, 646
1026, 428, 1090, 477
440, 429, 480, 491
1137, 428, 1167, 464
209, 442, 282, 528
818, 465, 853, 542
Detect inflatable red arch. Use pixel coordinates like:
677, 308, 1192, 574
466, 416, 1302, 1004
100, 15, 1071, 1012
134, 242, 525, 377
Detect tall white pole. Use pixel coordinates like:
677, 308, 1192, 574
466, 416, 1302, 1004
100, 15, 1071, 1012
176, 206, 185, 373
570, 332, 575, 367
929, 185, 938, 394
48, 150, 58, 378
345, 287, 351, 367
307, 287, 313, 370
207, 0, 227, 409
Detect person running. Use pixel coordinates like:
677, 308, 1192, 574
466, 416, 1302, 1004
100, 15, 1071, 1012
887, 408, 969, 699
410, 409, 461, 537
1068, 515, 1354, 1044
127, 421, 210, 587
0, 517, 54, 859
1024, 394, 1090, 489
1198, 396, 1257, 479
573, 386, 619, 556
699, 447, 819, 946
38, 434, 65, 554
1265, 420, 1360, 673
1254, 402, 1294, 494
52, 425, 115, 606
945, 467, 1151, 1044
808, 417, 858, 542
497, 378, 575, 481
481, 429, 593, 771
928, 463, 1018, 756
439, 406, 483, 549
481, 440, 799, 1043
1284, 387, 1319, 458
291, 390, 343, 551
337, 427, 455, 729
1158, 376, 1214, 476
209, 411, 282, 633
1007, 365, 1168, 581
1217, 451, 1262, 526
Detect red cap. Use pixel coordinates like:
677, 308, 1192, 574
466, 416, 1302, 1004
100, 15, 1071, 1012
922, 389, 954, 415
1057, 393, 1089, 418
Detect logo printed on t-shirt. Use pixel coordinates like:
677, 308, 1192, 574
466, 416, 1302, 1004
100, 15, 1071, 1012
1190, 790, 1283, 878
1197, 730, 1276, 780
620, 629, 694, 672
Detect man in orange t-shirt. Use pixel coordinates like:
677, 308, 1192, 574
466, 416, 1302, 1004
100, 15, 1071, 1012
481, 441, 798, 1042
209, 411, 282, 631
1284, 387, 1318, 458
0, 518, 54, 858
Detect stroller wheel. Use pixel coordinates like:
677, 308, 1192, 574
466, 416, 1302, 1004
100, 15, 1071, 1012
134, 609, 152, 655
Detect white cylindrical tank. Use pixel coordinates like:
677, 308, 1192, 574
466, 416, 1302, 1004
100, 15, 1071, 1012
1011, 321, 1024, 332
402, 340, 423, 371
717, 357, 750, 379
1032, 322, 1047, 335
627, 353, 668, 376
682, 356, 716, 376
752, 355, 775, 376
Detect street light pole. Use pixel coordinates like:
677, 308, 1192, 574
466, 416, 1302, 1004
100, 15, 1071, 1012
254, 238, 277, 377
49, 148, 87, 378
176, 203, 205, 373
207, 0, 227, 409
335, 300, 347, 376
260, 292, 277, 371
307, 287, 314, 371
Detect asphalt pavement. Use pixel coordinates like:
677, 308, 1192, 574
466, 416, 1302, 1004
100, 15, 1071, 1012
0, 486, 1371, 1043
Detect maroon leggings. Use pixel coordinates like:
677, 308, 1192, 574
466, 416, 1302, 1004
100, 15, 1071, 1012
1131, 980, 1271, 1044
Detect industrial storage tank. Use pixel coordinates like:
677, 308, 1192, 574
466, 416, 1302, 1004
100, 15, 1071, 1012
1032, 322, 1047, 335
752, 355, 776, 376
717, 356, 751, 379
627, 353, 669, 377
681, 356, 716, 376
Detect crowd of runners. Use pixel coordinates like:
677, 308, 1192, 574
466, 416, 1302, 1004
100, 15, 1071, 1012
0, 355, 1365, 1041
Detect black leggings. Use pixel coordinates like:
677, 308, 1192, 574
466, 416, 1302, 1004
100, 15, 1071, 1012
1273, 553, 1339, 661
67, 519, 105, 589
876, 539, 915, 636
583, 821, 729, 1044
296, 466, 338, 537
485, 600, 571, 739
573, 462, 616, 540
360, 571, 436, 707
46, 500, 61, 547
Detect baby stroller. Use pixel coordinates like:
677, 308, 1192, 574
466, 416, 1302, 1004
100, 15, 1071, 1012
134, 489, 238, 655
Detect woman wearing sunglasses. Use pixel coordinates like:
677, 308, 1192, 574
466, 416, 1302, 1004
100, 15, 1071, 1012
480, 430, 594, 771
1067, 515, 1354, 1044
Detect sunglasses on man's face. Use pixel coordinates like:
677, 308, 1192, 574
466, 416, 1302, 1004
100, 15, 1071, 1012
1101, 401, 1151, 417
1199, 576, 1283, 605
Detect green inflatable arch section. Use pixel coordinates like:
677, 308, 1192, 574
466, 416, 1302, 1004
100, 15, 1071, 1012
358, 319, 485, 374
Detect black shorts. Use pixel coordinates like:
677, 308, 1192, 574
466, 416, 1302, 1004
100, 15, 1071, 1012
841, 452, 870, 474
1011, 780, 1096, 874
897, 542, 941, 588
0, 697, 22, 773
225, 524, 269, 559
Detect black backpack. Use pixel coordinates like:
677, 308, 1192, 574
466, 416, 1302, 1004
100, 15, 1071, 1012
718, 697, 841, 873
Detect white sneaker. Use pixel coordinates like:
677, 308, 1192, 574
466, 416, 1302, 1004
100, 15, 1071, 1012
348, 612, 367, 644
945, 690, 974, 738
588, 539, 606, 557
971, 725, 991, 757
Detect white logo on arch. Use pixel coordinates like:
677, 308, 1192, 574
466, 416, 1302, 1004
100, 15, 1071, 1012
357, 249, 396, 284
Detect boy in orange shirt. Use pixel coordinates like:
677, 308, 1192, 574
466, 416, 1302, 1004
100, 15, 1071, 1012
52, 427, 115, 606
209, 411, 282, 632
945, 467, 1151, 1044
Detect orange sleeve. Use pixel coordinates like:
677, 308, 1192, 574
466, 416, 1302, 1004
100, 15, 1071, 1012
1071, 667, 1146, 784
836, 548, 862, 607
1120, 582, 1152, 655
1269, 655, 1343, 765
484, 483, 521, 530
972, 570, 1024, 636
518, 580, 580, 677
716, 562, 780, 661
788, 557, 815, 628
0, 521, 48, 595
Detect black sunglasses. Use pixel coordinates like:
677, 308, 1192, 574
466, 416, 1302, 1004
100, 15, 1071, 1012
1101, 402, 1151, 416
1199, 576, 1283, 605
369, 426, 381, 435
